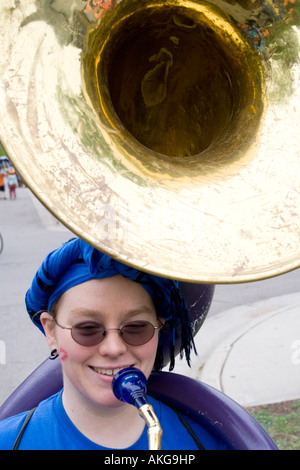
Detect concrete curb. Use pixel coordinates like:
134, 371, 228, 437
171, 293, 300, 407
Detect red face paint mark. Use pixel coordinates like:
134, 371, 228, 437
59, 347, 68, 361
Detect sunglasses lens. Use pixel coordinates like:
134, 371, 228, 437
121, 321, 155, 346
70, 321, 158, 347
72, 322, 105, 347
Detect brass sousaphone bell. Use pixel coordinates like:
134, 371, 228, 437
0, 0, 299, 283
0, 0, 299, 451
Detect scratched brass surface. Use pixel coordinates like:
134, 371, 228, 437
0, 0, 299, 283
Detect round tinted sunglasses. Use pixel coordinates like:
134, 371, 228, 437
54, 319, 163, 347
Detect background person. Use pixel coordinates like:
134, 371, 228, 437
7, 169, 18, 200
0, 171, 6, 200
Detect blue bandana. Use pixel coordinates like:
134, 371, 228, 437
25, 238, 195, 370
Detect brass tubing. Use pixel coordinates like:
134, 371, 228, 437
139, 403, 163, 450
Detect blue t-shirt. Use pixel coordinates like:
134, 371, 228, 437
0, 391, 226, 450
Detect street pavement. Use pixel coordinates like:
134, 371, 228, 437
0, 186, 299, 408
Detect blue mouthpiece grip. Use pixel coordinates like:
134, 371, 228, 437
112, 367, 148, 409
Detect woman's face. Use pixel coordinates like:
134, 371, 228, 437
41, 275, 161, 409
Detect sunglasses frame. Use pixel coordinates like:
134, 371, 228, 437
54, 318, 163, 347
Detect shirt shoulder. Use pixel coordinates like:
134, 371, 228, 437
0, 391, 120, 450
0, 411, 31, 450
0, 391, 64, 450
148, 396, 227, 450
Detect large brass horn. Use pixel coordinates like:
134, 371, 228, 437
0, 0, 299, 283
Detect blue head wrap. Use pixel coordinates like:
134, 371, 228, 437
25, 238, 195, 370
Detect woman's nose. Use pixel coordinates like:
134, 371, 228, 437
97, 329, 128, 356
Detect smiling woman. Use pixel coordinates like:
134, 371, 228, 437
0, 237, 226, 450
40, 276, 161, 413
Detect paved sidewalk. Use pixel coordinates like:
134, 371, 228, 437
171, 292, 300, 407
